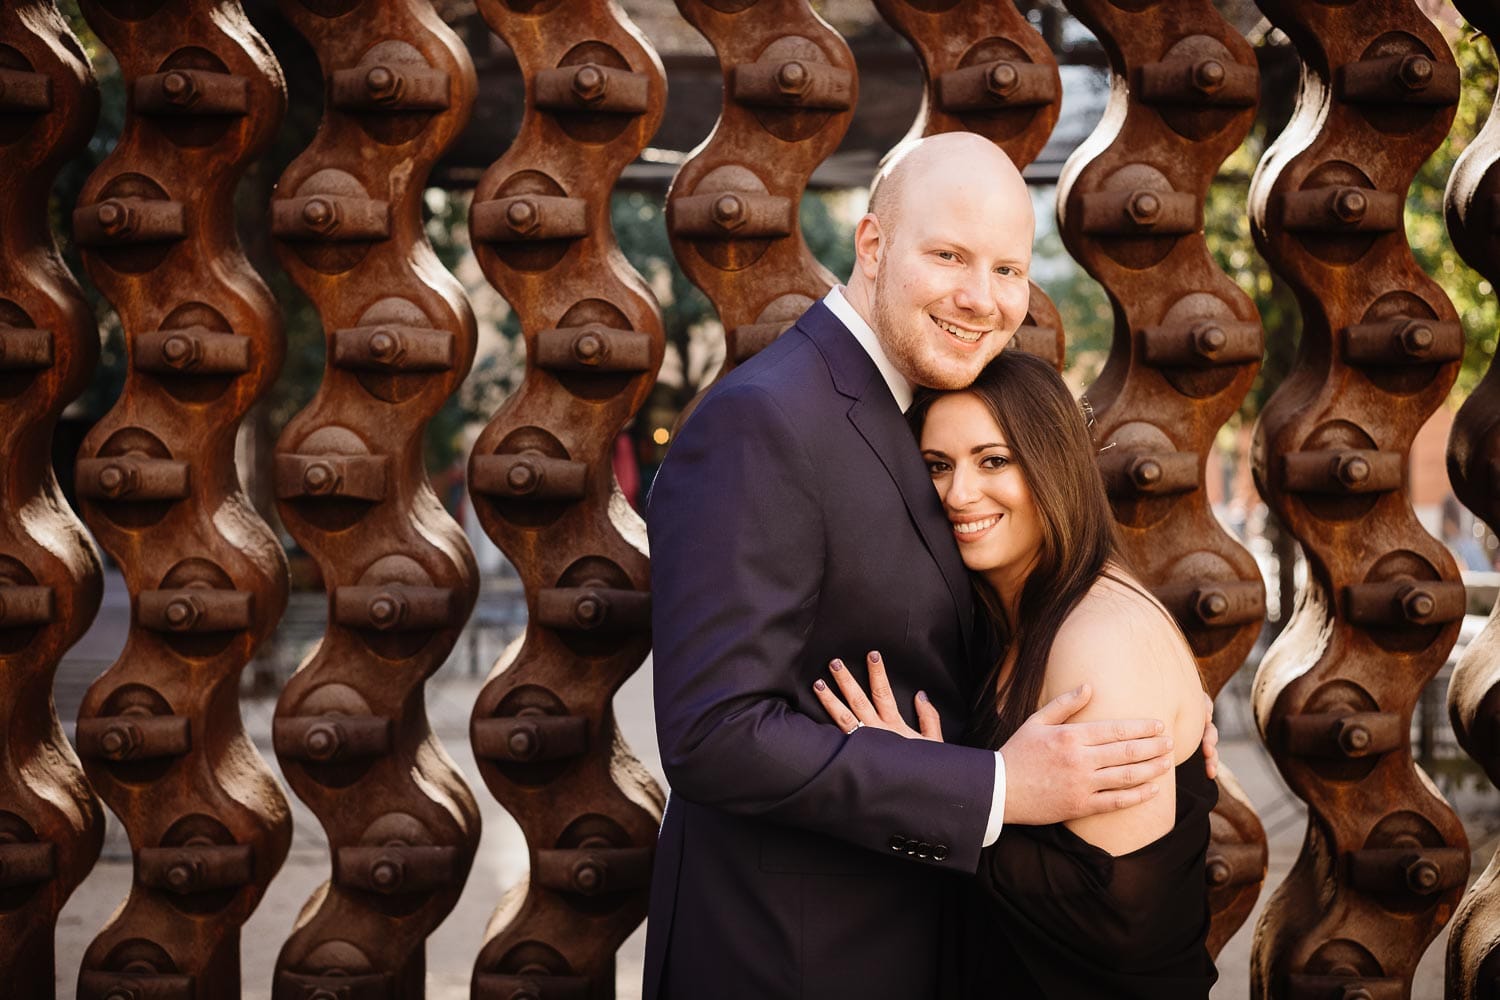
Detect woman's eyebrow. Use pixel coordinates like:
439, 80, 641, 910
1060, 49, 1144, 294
970, 443, 1008, 454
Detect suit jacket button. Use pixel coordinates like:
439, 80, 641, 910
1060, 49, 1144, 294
916, 842, 931, 859
889, 835, 907, 851
933, 844, 950, 862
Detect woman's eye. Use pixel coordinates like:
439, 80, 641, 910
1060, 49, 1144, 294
982, 455, 1009, 470
926, 461, 950, 475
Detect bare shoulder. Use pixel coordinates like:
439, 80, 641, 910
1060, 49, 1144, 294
1041, 571, 1206, 754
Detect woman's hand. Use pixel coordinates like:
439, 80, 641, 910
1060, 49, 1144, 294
813, 651, 944, 741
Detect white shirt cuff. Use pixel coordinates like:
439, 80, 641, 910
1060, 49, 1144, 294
981, 749, 1006, 847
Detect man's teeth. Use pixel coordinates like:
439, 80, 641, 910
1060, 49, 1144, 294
954, 515, 1000, 535
934, 317, 983, 343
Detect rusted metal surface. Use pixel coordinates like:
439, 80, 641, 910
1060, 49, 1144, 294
666, 0, 857, 380
1445, 4, 1500, 997
1248, 1, 1466, 995
69, 0, 291, 995
1055, 0, 1268, 956
268, 0, 480, 994
0, 3, 105, 994
870, 0, 1065, 370
464, 0, 666, 992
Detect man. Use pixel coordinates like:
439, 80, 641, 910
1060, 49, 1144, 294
644, 133, 1210, 999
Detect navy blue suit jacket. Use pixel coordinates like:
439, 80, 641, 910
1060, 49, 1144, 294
644, 302, 997, 999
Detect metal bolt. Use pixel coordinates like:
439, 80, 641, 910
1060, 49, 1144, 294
162, 70, 196, 106
986, 61, 1020, 97
304, 721, 342, 761
365, 65, 400, 102
1343, 990, 1374, 1000
1399, 322, 1435, 356
711, 194, 746, 231
162, 334, 195, 368
1332, 188, 1368, 224
100, 724, 132, 758
1335, 454, 1371, 488
98, 464, 129, 497
165, 861, 196, 892
368, 329, 400, 362
1405, 856, 1441, 894
1401, 587, 1436, 621
1398, 53, 1434, 91
505, 199, 539, 235
1339, 722, 1371, 755
301, 198, 335, 231
1205, 857, 1231, 886
571, 63, 607, 103
574, 593, 605, 628
1126, 190, 1162, 226
1194, 323, 1227, 357
775, 60, 809, 98
1192, 59, 1226, 94
368, 593, 402, 630
572, 856, 606, 894
103, 989, 137, 1000
507, 461, 538, 494
164, 596, 199, 631
303, 462, 336, 495
370, 857, 402, 890
96, 199, 129, 234
574, 330, 606, 365
508, 726, 537, 760
1131, 457, 1163, 489
1196, 590, 1229, 622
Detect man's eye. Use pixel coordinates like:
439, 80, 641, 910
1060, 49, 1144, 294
936, 251, 957, 261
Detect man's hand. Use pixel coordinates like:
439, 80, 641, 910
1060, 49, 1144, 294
1202, 691, 1219, 780
1000, 684, 1174, 826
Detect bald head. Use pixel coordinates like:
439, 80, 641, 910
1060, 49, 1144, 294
846, 131, 1036, 390
867, 132, 1032, 240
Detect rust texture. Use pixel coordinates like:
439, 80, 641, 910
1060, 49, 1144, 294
1446, 3, 1500, 997
1056, 0, 1268, 956
0, 2, 105, 995
1248, 1, 1467, 996
666, 0, 857, 383
69, 0, 292, 995
268, 0, 481, 993
870, 0, 1066, 370
464, 0, 666, 994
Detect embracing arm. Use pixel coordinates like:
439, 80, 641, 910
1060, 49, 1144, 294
648, 382, 996, 870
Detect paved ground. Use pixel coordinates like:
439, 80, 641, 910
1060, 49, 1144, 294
46, 573, 1498, 997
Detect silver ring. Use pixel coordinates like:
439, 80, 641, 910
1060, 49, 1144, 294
846, 720, 864, 735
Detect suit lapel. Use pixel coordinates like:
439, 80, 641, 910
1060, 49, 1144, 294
798, 303, 976, 665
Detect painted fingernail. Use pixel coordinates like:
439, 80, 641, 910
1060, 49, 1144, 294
830, 659, 844, 671
814, 679, 827, 691
917, 690, 929, 703
869, 651, 881, 663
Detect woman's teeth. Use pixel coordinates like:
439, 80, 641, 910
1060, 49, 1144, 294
954, 515, 1000, 535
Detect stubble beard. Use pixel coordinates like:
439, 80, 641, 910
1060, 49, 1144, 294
871, 263, 991, 391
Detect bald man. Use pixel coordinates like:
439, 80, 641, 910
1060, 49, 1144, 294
644, 134, 1184, 999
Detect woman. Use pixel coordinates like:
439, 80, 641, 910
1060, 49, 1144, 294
814, 349, 1217, 998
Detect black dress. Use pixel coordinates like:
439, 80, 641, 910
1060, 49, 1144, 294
956, 748, 1218, 999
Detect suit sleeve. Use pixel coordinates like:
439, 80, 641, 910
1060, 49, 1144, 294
648, 381, 995, 872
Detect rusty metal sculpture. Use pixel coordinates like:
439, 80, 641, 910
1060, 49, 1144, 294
1054, 0, 1268, 956
268, 0, 480, 995
871, 0, 1066, 370
1445, 3, 1500, 997
666, 0, 857, 382
1249, 1, 1467, 995
464, 0, 666, 994
0, 3, 105, 995
69, 0, 291, 995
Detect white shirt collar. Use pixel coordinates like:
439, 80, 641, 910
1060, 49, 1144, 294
823, 286, 914, 412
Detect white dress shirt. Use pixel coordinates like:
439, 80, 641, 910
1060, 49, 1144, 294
822, 286, 1007, 848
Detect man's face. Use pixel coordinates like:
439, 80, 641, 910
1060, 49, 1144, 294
868, 182, 1033, 390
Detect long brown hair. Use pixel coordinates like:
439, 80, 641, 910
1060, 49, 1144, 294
908, 350, 1129, 751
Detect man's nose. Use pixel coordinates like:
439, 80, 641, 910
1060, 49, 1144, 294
953, 266, 996, 316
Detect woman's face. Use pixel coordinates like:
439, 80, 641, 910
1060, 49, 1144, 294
919, 392, 1044, 596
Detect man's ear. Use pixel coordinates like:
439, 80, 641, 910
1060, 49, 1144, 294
852, 213, 884, 281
